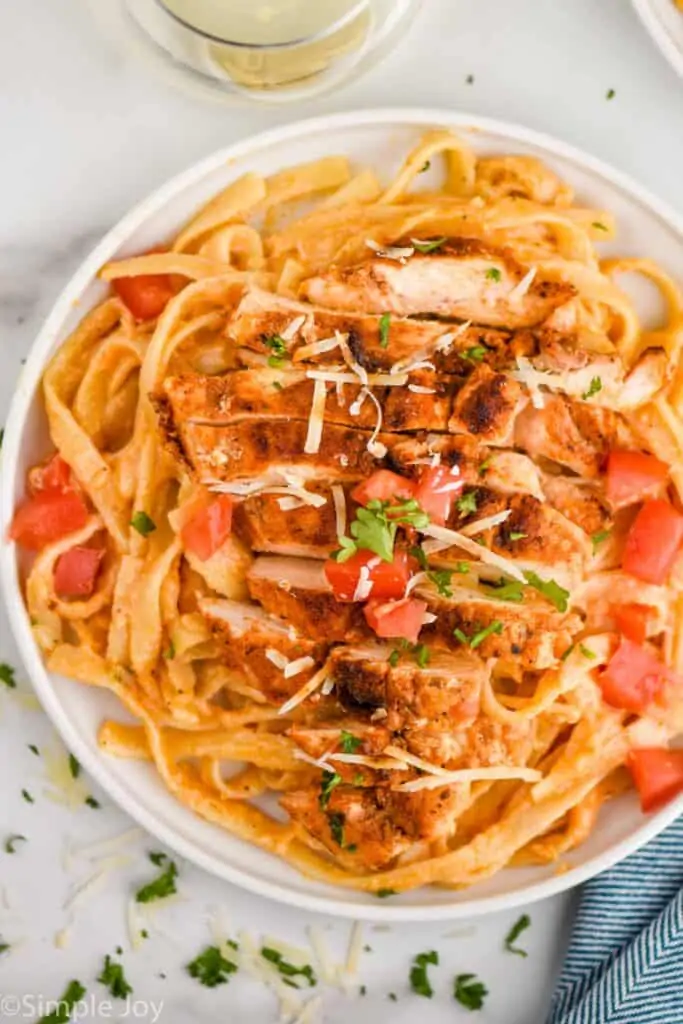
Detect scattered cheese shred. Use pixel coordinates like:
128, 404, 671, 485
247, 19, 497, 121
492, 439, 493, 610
396, 765, 543, 792
329, 752, 409, 770
509, 266, 537, 302
321, 677, 335, 697
383, 745, 455, 777
294, 335, 342, 362
304, 379, 328, 455
352, 563, 375, 602
344, 921, 364, 979
284, 656, 316, 679
278, 664, 331, 715
423, 523, 526, 583
365, 238, 414, 261
460, 509, 512, 536
294, 749, 335, 772
266, 648, 290, 671
408, 384, 437, 394
280, 314, 307, 341
305, 369, 408, 387
331, 485, 346, 540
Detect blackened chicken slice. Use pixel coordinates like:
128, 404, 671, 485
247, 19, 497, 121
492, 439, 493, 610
301, 238, 575, 328
234, 484, 349, 560
447, 363, 528, 446
541, 474, 612, 538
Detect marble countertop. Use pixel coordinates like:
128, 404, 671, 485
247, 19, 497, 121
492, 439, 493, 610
1, 1, 682, 1021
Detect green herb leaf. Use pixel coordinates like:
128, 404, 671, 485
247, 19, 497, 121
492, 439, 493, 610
272, 381, 283, 391
263, 334, 288, 356
456, 491, 478, 516
37, 981, 87, 1024
97, 954, 133, 999
606, 88, 615, 100
410, 950, 439, 998
579, 643, 596, 660
470, 620, 503, 649
482, 577, 525, 602
415, 644, 430, 668
591, 528, 611, 553
453, 627, 469, 645
328, 811, 346, 847
592, 222, 609, 232
560, 643, 575, 662
582, 376, 602, 401
375, 888, 397, 898
135, 859, 177, 903
485, 267, 502, 282
523, 571, 569, 612
462, 345, 487, 363
0, 941, 9, 955
353, 772, 365, 785
164, 640, 175, 660
187, 946, 238, 988
339, 731, 362, 754
504, 913, 531, 957
0, 428, 3, 449
21, 789, 34, 804
5, 834, 26, 854
419, 160, 430, 173
427, 569, 454, 597
454, 561, 470, 574
388, 649, 400, 668
466, 74, 475, 84
130, 511, 156, 537
411, 237, 447, 254
68, 754, 80, 779
478, 457, 492, 476
454, 973, 488, 1011
261, 947, 317, 988
319, 771, 342, 809
410, 544, 428, 570
85, 796, 100, 809
28, 744, 39, 756
0, 663, 16, 689
378, 312, 391, 348
508, 530, 528, 541
148, 851, 168, 867
331, 535, 358, 563
344, 498, 429, 563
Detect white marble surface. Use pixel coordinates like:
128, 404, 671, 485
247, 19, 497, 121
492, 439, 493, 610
0, 1, 682, 1021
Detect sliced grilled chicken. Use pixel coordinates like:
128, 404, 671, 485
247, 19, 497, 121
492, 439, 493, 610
390, 434, 545, 499
247, 556, 367, 642
234, 484, 347, 559
514, 395, 635, 478
541, 474, 612, 537
447, 363, 528, 446
404, 715, 536, 772
288, 719, 393, 787
158, 416, 390, 485
331, 643, 485, 726
301, 238, 575, 328
281, 783, 462, 870
200, 597, 326, 704
161, 368, 452, 433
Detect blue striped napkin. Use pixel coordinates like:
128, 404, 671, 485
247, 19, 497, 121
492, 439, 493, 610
547, 816, 683, 1024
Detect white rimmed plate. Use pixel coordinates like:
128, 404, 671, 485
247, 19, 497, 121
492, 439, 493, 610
2, 108, 683, 921
632, 0, 683, 78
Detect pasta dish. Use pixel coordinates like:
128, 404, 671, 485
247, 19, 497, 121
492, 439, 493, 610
10, 130, 683, 895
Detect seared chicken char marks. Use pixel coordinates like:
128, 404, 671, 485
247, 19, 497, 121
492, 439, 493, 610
200, 598, 326, 703
234, 485, 349, 559
301, 238, 575, 328
247, 556, 367, 642
448, 363, 528, 446
541, 475, 612, 537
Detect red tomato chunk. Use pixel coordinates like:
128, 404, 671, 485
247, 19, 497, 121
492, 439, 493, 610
628, 748, 683, 812
180, 495, 234, 561
54, 547, 104, 598
622, 500, 683, 585
363, 597, 427, 644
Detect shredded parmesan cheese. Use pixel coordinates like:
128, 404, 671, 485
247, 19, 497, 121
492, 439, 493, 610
422, 523, 526, 582
284, 656, 316, 679
365, 238, 414, 261
383, 745, 455, 777
266, 649, 289, 671
329, 752, 409, 770
321, 677, 335, 696
352, 563, 374, 602
408, 384, 437, 395
331, 485, 346, 540
294, 749, 335, 772
396, 765, 543, 791
278, 665, 330, 715
304, 379, 328, 455
509, 266, 537, 302
460, 510, 512, 536
280, 314, 307, 341
363, 388, 387, 458
294, 335, 341, 362
306, 369, 408, 387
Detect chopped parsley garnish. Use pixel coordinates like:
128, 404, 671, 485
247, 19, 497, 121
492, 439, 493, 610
592, 529, 611, 553
85, 796, 100, 809
187, 945, 238, 988
97, 954, 132, 999
375, 888, 397, 898
462, 345, 487, 363
606, 88, 615, 100
0, 428, 3, 449
456, 491, 478, 516
389, 649, 400, 668
319, 770, 342, 809
130, 511, 156, 537
353, 772, 364, 785
466, 74, 475, 84
388, 993, 398, 1001
164, 640, 175, 660
262, 947, 317, 988
28, 744, 39, 756
454, 973, 488, 1011
68, 754, 80, 779
454, 561, 470, 574
504, 913, 531, 957
272, 381, 283, 391
523, 571, 569, 612
508, 530, 528, 541
485, 267, 502, 282
560, 643, 575, 662
415, 644, 430, 668
148, 851, 168, 867
410, 544, 429, 570
0, 663, 16, 689
454, 620, 503, 649
0, 941, 9, 955
378, 312, 391, 348
21, 789, 34, 804
412, 237, 447, 254
5, 834, 26, 854
328, 812, 346, 847
262, 334, 289, 368
37, 981, 86, 1024
360, 984, 367, 996
410, 950, 439, 998
579, 643, 596, 660
135, 859, 177, 903
427, 569, 454, 597
419, 160, 431, 173
482, 577, 524, 603
335, 498, 429, 563
339, 731, 362, 754
592, 222, 608, 232
478, 457, 492, 476
582, 376, 602, 401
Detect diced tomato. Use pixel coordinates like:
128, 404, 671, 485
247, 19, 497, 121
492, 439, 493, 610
364, 597, 427, 644
606, 450, 669, 508
613, 603, 650, 645
627, 747, 683, 812
53, 546, 104, 598
622, 499, 683, 584
28, 454, 73, 495
9, 489, 89, 551
599, 638, 669, 713
111, 249, 177, 322
180, 495, 233, 561
324, 549, 412, 602
412, 464, 464, 525
351, 470, 415, 507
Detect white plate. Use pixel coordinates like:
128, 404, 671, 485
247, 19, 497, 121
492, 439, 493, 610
3, 108, 683, 922
632, 0, 683, 78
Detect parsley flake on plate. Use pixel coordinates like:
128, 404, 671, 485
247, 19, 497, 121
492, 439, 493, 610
37, 980, 86, 1024
378, 312, 391, 348
388, 649, 400, 668
0, 663, 16, 689
21, 789, 34, 804
97, 954, 132, 999
410, 950, 439, 998
85, 796, 100, 809
454, 972, 488, 1011
328, 811, 346, 847
579, 643, 596, 660
130, 511, 156, 537
415, 643, 430, 668
4, 834, 26, 854
504, 913, 531, 957
261, 947, 317, 988
375, 888, 397, 898
135, 858, 177, 903
68, 754, 80, 779
187, 945, 238, 988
